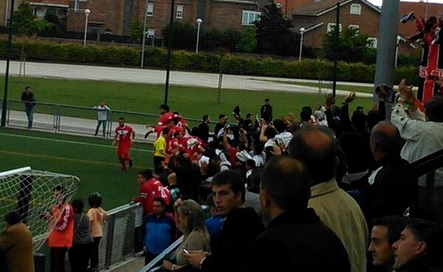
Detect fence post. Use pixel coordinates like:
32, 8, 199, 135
104, 214, 116, 269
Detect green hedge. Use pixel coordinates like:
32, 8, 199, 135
0, 38, 419, 84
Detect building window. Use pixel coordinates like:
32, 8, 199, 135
242, 11, 261, 26
367, 38, 377, 48
147, 29, 155, 38
350, 4, 361, 15
327, 23, 342, 33
176, 5, 184, 19
349, 24, 360, 36
147, 3, 154, 17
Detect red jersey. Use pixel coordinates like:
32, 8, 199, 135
158, 112, 175, 126
134, 178, 171, 215
115, 125, 134, 143
181, 136, 203, 161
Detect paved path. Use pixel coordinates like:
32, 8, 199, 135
0, 60, 373, 97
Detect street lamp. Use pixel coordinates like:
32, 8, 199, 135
196, 18, 203, 53
395, 36, 401, 68
141, 0, 149, 68
298, 27, 305, 61
83, 9, 91, 47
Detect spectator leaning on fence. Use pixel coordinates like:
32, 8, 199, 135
21, 85, 36, 128
93, 100, 111, 137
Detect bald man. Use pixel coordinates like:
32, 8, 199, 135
288, 125, 368, 272
361, 121, 418, 218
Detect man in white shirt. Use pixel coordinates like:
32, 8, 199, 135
391, 79, 443, 222
93, 100, 111, 137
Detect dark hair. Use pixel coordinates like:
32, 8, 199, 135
405, 219, 443, 261
153, 197, 166, 206
53, 185, 68, 203
72, 199, 84, 214
273, 119, 286, 133
203, 114, 209, 121
88, 192, 103, 207
118, 117, 125, 121
261, 156, 311, 210
370, 122, 403, 156
300, 110, 311, 122
264, 126, 277, 139
162, 127, 170, 135
246, 159, 256, 168
219, 114, 226, 120
160, 104, 170, 112
212, 170, 245, 203
288, 126, 337, 184
25, 86, 31, 90
5, 211, 20, 225
371, 215, 407, 244
352, 111, 368, 132
301, 106, 313, 116
425, 94, 443, 122
138, 169, 153, 179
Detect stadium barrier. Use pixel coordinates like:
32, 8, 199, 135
98, 202, 144, 270
0, 99, 201, 142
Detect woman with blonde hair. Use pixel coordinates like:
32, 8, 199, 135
162, 199, 211, 271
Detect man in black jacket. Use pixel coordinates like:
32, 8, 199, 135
354, 121, 418, 220
246, 155, 350, 271
185, 170, 264, 272
21, 86, 36, 128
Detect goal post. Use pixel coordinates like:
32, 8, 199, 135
0, 166, 80, 252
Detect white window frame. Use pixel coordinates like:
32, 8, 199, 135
327, 23, 342, 33
176, 5, 184, 19
367, 37, 377, 48
147, 3, 154, 17
242, 10, 261, 26
350, 4, 361, 15
147, 29, 155, 38
349, 24, 360, 36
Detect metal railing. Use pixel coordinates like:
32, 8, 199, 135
0, 99, 201, 141
98, 203, 144, 270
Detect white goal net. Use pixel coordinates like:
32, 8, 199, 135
0, 166, 80, 252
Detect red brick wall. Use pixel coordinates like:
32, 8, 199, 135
208, 1, 258, 31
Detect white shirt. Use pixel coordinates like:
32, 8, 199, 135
275, 131, 293, 148
391, 103, 443, 186
93, 105, 110, 121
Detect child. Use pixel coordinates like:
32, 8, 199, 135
87, 192, 107, 271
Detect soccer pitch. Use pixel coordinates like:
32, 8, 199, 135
0, 128, 153, 209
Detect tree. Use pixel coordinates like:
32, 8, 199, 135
322, 25, 374, 63
236, 27, 257, 53
255, 3, 298, 56
130, 18, 143, 43
162, 22, 195, 50
12, 3, 53, 36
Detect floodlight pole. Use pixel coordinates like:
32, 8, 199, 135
141, 0, 148, 68
1, 0, 15, 127
164, 0, 175, 105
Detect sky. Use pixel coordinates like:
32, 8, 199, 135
368, 0, 443, 7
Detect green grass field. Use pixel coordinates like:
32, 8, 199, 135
0, 128, 153, 210
2, 76, 374, 123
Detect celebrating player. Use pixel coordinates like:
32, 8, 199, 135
113, 117, 135, 171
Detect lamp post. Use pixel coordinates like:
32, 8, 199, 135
395, 36, 401, 68
196, 18, 202, 53
83, 9, 91, 47
298, 27, 305, 61
1, 0, 15, 127
141, 0, 148, 68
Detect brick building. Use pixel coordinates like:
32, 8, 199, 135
2, 0, 259, 38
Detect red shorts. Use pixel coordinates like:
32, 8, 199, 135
117, 142, 131, 158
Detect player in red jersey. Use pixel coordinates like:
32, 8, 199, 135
113, 117, 135, 171
133, 169, 171, 216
